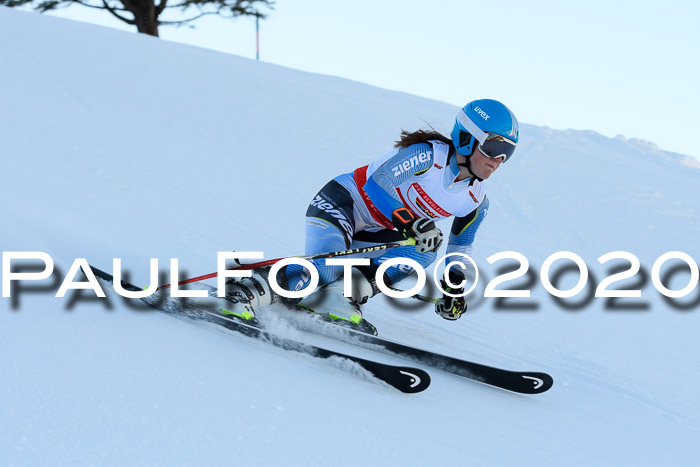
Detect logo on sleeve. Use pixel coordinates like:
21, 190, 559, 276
391, 150, 431, 177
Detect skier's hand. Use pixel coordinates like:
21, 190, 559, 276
392, 207, 443, 253
435, 270, 467, 320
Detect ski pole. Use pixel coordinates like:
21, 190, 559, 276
386, 286, 439, 303
157, 238, 416, 290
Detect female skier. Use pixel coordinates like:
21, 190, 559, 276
225, 99, 519, 333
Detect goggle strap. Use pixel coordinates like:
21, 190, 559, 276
456, 110, 488, 146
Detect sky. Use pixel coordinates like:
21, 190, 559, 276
43, 0, 700, 161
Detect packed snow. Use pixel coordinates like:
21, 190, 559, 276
1, 7, 699, 466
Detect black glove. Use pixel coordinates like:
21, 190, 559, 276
435, 269, 467, 320
392, 208, 443, 253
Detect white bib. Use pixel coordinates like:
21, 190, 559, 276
394, 140, 485, 220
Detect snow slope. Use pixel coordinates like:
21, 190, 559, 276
1, 7, 699, 466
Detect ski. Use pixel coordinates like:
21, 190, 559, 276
301, 319, 554, 394
88, 265, 430, 394
193, 280, 554, 394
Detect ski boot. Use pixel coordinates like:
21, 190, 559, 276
299, 268, 379, 336
220, 271, 274, 328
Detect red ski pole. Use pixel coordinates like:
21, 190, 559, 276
157, 238, 416, 290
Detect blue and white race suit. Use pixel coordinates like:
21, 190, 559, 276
284, 140, 488, 291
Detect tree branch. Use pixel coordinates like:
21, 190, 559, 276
166, 1, 220, 10
166, 0, 271, 18
2, 0, 275, 31
72, 0, 121, 10
156, 0, 168, 16
1, 0, 36, 8
158, 10, 225, 25
35, 1, 64, 12
118, 0, 138, 13
101, 0, 136, 24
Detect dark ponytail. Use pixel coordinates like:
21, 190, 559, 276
394, 128, 454, 150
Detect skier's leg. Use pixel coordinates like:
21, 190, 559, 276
296, 232, 434, 335
282, 179, 356, 292
277, 181, 380, 333
221, 180, 354, 322
342, 229, 437, 302
370, 244, 438, 286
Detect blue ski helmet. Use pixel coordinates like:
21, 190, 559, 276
451, 99, 519, 162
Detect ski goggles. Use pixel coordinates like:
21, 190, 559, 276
456, 110, 517, 163
477, 134, 517, 163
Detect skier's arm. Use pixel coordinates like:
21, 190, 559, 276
363, 143, 434, 219
435, 198, 489, 320
446, 197, 489, 267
